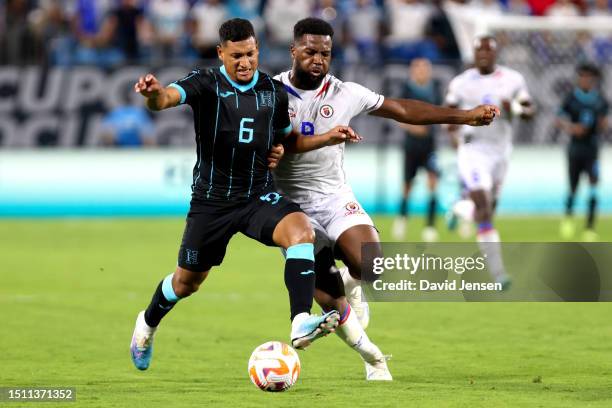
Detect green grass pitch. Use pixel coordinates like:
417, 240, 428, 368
2, 216, 612, 407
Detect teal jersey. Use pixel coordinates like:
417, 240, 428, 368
559, 88, 609, 155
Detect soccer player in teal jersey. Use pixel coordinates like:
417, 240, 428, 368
129, 18, 357, 371
557, 63, 609, 241
391, 58, 444, 242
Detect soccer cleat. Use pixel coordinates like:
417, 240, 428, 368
498, 276, 512, 291
560, 217, 575, 240
391, 217, 406, 240
458, 220, 475, 240
339, 266, 369, 330
582, 229, 599, 242
130, 311, 156, 371
446, 210, 458, 231
365, 355, 393, 381
291, 310, 340, 350
421, 226, 439, 242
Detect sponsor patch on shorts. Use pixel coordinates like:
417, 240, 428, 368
344, 201, 365, 216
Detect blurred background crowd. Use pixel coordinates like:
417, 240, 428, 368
1, 0, 611, 148
2, 0, 612, 68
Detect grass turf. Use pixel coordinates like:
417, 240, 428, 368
1, 216, 612, 407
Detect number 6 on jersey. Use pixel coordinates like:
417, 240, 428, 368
239, 117, 254, 143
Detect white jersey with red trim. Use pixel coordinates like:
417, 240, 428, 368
445, 65, 531, 157
272, 71, 384, 203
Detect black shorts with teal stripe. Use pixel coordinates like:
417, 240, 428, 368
568, 148, 599, 187
178, 189, 302, 271
404, 147, 440, 182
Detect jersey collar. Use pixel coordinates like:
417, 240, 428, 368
220, 65, 260, 92
476, 66, 499, 77
285, 71, 330, 99
574, 87, 598, 105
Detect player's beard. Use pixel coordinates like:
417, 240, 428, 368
293, 66, 325, 90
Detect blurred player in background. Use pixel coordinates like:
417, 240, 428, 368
391, 58, 443, 242
129, 18, 354, 371
274, 18, 499, 380
446, 35, 534, 288
557, 63, 609, 241
100, 104, 156, 147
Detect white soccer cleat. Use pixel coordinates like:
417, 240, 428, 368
291, 310, 340, 350
365, 355, 393, 381
421, 226, 439, 242
458, 220, 475, 240
339, 266, 369, 330
582, 229, 599, 242
560, 217, 576, 239
453, 199, 475, 222
392, 217, 407, 240
130, 311, 156, 370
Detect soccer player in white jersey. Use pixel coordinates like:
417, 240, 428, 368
445, 35, 534, 287
272, 18, 500, 381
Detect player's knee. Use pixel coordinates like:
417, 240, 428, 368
288, 224, 315, 246
173, 278, 200, 298
357, 242, 382, 283
173, 269, 208, 298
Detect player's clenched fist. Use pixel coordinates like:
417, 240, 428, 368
466, 104, 501, 126
267, 144, 285, 169
134, 74, 162, 98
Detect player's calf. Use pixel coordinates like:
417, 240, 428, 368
274, 213, 338, 348
132, 268, 208, 370
172, 268, 209, 298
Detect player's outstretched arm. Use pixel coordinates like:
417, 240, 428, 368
134, 74, 182, 111
371, 98, 500, 127
284, 126, 361, 153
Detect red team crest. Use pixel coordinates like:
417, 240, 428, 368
345, 201, 364, 216
319, 104, 334, 118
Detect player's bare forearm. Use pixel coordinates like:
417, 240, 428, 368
285, 133, 330, 153
372, 98, 498, 126
144, 89, 172, 111
556, 117, 587, 138
284, 126, 360, 153
519, 101, 535, 119
555, 117, 571, 132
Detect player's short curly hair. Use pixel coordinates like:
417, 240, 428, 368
293, 17, 334, 40
577, 62, 601, 78
219, 18, 255, 43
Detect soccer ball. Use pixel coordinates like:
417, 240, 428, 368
247, 341, 301, 392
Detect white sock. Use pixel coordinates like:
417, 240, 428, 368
477, 228, 508, 283
339, 266, 361, 294
336, 305, 382, 363
137, 311, 156, 335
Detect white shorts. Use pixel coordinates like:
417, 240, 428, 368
297, 186, 374, 253
458, 147, 509, 195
